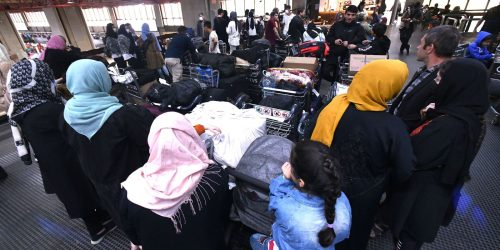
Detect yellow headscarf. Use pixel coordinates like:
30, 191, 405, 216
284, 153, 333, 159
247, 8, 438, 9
311, 59, 409, 147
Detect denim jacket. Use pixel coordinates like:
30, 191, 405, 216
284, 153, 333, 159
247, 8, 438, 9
270, 175, 352, 250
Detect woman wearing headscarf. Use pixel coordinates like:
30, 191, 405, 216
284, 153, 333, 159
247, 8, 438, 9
138, 23, 167, 80
391, 58, 490, 250
246, 11, 258, 46
104, 23, 126, 68
121, 112, 229, 249
40, 35, 82, 79
61, 59, 155, 242
311, 60, 415, 250
226, 11, 240, 54
117, 24, 138, 68
303, 22, 326, 42
2, 61, 32, 167
6, 59, 115, 244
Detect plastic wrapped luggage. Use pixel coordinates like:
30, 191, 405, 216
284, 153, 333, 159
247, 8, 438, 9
266, 68, 317, 88
230, 135, 294, 234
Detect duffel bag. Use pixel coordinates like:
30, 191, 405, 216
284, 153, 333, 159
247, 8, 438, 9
197, 53, 236, 77
173, 79, 202, 106
298, 41, 330, 58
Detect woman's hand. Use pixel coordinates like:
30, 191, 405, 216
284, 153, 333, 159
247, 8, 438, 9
282, 162, 292, 180
348, 44, 357, 49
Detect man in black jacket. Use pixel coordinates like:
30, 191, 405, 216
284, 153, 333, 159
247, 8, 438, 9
288, 8, 306, 44
213, 9, 228, 48
324, 5, 365, 82
390, 25, 460, 131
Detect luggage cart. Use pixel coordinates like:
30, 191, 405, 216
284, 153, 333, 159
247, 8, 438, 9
182, 63, 220, 88
235, 70, 314, 141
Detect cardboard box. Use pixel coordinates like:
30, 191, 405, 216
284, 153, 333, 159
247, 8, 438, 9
349, 54, 387, 75
283, 57, 319, 71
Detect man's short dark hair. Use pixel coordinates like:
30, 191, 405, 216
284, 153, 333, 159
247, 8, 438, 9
204, 21, 211, 29
346, 5, 359, 14
177, 26, 187, 33
295, 8, 303, 15
423, 25, 460, 57
372, 23, 387, 37
270, 11, 277, 17
285, 5, 291, 10
217, 9, 224, 15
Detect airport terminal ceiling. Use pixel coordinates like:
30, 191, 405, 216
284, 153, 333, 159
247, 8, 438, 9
0, 0, 181, 11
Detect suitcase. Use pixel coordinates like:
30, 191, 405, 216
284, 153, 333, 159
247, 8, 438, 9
202, 88, 230, 102
218, 74, 249, 99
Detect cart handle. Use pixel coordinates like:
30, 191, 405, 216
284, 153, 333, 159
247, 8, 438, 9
225, 168, 270, 192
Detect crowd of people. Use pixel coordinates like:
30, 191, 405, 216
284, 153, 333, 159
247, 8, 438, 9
0, 2, 497, 250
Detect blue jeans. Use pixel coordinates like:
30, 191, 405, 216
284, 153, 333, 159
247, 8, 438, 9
250, 233, 274, 250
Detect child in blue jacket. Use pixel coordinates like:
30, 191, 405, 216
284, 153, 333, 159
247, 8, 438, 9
468, 31, 494, 67
250, 140, 352, 250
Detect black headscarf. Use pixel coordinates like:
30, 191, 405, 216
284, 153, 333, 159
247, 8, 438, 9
247, 11, 255, 30
418, 58, 489, 185
105, 23, 117, 40
8, 59, 61, 119
306, 22, 321, 39
118, 24, 137, 53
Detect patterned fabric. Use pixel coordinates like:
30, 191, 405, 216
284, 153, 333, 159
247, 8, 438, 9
105, 37, 122, 56
394, 64, 440, 115
7, 58, 60, 119
118, 34, 131, 55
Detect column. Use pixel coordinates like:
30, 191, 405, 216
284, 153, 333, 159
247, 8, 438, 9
0, 12, 27, 59
55, 7, 95, 51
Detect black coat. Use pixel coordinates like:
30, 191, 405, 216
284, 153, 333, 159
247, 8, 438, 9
14, 102, 100, 219
357, 35, 391, 55
288, 16, 305, 43
390, 116, 467, 242
43, 48, 83, 79
326, 20, 365, 58
389, 67, 438, 132
61, 104, 154, 236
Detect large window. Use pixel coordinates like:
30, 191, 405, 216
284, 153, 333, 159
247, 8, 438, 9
222, 0, 292, 17
114, 4, 158, 32
160, 2, 184, 26
82, 7, 112, 27
24, 11, 49, 27
9, 13, 28, 31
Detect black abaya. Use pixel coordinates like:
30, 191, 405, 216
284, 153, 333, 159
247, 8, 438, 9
14, 102, 100, 219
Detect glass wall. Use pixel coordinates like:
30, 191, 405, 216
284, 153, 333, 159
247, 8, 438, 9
82, 7, 112, 48
114, 4, 158, 32
221, 0, 292, 17
160, 2, 184, 26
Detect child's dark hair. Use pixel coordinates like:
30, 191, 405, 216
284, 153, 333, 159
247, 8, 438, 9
290, 140, 342, 247
372, 23, 387, 37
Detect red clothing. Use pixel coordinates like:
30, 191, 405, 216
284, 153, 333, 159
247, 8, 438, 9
265, 17, 279, 45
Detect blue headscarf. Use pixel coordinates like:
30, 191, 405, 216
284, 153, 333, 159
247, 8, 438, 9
63, 59, 123, 139
141, 23, 150, 41
141, 23, 161, 50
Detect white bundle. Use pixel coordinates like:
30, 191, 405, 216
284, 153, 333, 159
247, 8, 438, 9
186, 101, 266, 168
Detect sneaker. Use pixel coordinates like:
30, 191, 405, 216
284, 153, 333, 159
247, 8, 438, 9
0, 166, 7, 180
90, 220, 117, 245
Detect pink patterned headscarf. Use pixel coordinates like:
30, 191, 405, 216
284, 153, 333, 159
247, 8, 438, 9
122, 112, 212, 230
39, 35, 66, 61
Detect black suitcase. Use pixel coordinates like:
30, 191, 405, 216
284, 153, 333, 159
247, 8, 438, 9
218, 74, 249, 99
202, 88, 230, 102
